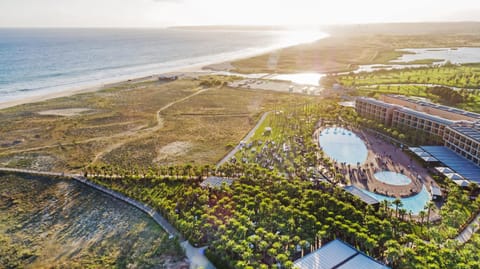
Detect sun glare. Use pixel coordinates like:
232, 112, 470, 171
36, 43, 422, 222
277, 29, 329, 48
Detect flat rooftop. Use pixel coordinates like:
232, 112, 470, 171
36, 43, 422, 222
396, 106, 456, 126
344, 185, 379, 205
356, 97, 395, 108
421, 146, 480, 183
448, 125, 480, 143
386, 94, 480, 121
200, 176, 233, 188
294, 239, 389, 269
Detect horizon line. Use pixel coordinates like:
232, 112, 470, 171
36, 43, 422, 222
1, 20, 480, 29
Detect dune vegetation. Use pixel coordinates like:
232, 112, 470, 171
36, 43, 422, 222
0, 77, 318, 172
0, 172, 186, 268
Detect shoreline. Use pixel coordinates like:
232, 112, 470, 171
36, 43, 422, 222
0, 31, 329, 110
0, 62, 204, 110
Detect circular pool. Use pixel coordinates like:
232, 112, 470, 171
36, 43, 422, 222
318, 127, 368, 165
374, 171, 412, 186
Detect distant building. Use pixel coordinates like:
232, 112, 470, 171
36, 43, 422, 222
294, 239, 390, 269
158, 75, 178, 82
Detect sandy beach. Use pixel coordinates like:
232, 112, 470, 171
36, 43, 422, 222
0, 64, 204, 110
0, 30, 329, 111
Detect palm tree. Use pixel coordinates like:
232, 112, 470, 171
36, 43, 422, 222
393, 198, 403, 218
385, 239, 401, 268
425, 201, 435, 226
419, 210, 426, 224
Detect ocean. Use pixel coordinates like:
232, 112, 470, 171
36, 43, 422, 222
0, 28, 325, 103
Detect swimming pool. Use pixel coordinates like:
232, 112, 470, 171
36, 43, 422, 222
374, 171, 412, 186
360, 185, 431, 214
318, 127, 368, 165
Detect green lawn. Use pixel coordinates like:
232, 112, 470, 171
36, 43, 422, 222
338, 64, 480, 89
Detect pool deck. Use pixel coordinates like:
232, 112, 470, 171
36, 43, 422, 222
322, 126, 439, 199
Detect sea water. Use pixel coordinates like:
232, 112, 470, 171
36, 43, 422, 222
0, 28, 326, 103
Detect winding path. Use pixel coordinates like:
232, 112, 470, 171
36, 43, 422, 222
216, 111, 270, 167
1, 88, 209, 162
0, 167, 215, 269
92, 87, 209, 163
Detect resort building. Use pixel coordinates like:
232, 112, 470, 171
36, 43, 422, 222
391, 107, 454, 137
355, 97, 395, 125
379, 95, 480, 122
444, 123, 480, 166
355, 95, 480, 183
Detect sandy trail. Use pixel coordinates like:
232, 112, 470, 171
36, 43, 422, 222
91, 88, 209, 163
1, 88, 209, 165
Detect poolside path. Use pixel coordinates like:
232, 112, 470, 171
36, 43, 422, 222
216, 111, 270, 167
0, 167, 216, 269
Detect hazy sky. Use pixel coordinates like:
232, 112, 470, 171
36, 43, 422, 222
0, 0, 479, 27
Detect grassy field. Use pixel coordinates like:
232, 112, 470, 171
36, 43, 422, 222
338, 64, 480, 89
336, 64, 480, 112
0, 77, 319, 172
231, 34, 480, 74
0, 172, 185, 268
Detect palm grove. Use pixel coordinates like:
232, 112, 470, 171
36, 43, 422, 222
89, 102, 480, 268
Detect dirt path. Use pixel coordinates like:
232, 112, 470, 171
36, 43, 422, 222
92, 88, 209, 163
1, 88, 209, 161
216, 111, 270, 167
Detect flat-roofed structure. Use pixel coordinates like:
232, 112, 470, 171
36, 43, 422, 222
380, 94, 480, 122
355, 97, 396, 125
356, 96, 458, 138
294, 239, 389, 269
344, 185, 379, 206
355, 95, 480, 171
200, 176, 234, 188
392, 106, 455, 137
421, 146, 480, 183
444, 124, 480, 166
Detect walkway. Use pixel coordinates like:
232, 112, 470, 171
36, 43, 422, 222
456, 212, 480, 244
0, 167, 215, 269
217, 111, 270, 167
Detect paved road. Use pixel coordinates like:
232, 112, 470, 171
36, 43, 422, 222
0, 167, 216, 269
217, 111, 270, 167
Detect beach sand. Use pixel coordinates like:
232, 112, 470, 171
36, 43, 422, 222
0, 44, 280, 111
0, 65, 205, 110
